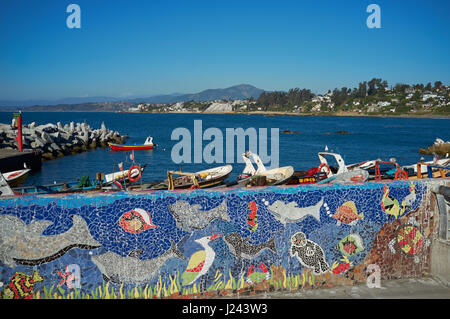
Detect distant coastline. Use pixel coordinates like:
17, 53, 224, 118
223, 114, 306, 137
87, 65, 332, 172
2, 80, 449, 120
2, 109, 450, 119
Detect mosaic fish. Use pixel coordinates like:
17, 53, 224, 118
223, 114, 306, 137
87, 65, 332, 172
0, 215, 101, 267
118, 208, 159, 234
223, 233, 277, 259
247, 201, 258, 232
267, 198, 323, 225
330, 201, 364, 226
290, 232, 330, 275
168, 199, 229, 232
91, 240, 185, 284
1, 271, 43, 299
330, 256, 353, 275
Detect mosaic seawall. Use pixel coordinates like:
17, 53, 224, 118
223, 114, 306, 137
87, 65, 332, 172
0, 180, 446, 299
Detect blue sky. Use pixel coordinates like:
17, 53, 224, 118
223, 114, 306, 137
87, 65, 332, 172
0, 0, 449, 100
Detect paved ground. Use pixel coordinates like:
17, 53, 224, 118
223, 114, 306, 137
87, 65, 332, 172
233, 276, 450, 299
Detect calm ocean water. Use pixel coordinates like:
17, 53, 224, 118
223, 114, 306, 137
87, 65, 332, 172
1, 112, 449, 186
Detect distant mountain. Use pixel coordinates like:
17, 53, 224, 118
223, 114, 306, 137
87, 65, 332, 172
0, 84, 264, 110
125, 93, 186, 104
126, 84, 264, 104
24, 102, 136, 112
0, 96, 125, 108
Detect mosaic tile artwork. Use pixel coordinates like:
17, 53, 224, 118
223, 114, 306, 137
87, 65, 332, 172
0, 180, 444, 299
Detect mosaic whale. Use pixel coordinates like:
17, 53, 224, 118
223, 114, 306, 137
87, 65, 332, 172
0, 214, 100, 267
168, 199, 229, 232
91, 240, 185, 284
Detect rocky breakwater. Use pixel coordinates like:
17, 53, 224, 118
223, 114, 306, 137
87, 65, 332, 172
0, 121, 126, 161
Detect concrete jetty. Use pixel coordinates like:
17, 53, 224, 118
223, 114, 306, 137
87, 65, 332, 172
0, 149, 42, 173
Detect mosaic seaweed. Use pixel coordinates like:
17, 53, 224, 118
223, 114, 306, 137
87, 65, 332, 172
0, 181, 442, 299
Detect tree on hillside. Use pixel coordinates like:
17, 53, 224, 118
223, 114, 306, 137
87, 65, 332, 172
394, 83, 410, 94
255, 88, 314, 109
357, 81, 367, 98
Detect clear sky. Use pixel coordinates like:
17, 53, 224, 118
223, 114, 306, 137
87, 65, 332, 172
0, 0, 449, 100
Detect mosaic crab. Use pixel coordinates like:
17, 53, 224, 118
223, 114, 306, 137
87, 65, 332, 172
388, 217, 430, 263
246, 263, 270, 285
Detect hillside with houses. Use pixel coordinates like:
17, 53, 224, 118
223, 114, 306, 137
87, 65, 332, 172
129, 79, 450, 116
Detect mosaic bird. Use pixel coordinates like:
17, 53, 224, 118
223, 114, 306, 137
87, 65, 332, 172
181, 234, 222, 286
381, 185, 407, 219
401, 183, 417, 211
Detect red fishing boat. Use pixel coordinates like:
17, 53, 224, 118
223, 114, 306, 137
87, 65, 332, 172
109, 136, 155, 151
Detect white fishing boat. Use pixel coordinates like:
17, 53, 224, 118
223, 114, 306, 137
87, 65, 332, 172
346, 159, 379, 171
236, 151, 294, 186
316, 150, 368, 184
150, 164, 233, 190
0, 172, 14, 196
2, 168, 31, 187
103, 166, 145, 184
401, 155, 450, 174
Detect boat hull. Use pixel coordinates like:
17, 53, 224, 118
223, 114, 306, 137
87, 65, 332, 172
150, 165, 233, 190
109, 143, 154, 151
237, 166, 295, 187
3, 169, 31, 187
12, 182, 98, 195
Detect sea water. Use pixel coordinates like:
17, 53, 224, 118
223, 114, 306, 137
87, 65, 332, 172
0, 112, 449, 186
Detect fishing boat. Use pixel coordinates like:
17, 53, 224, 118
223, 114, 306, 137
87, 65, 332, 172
109, 136, 155, 151
304, 150, 369, 184
103, 164, 146, 185
408, 162, 450, 179
12, 165, 146, 195
346, 159, 379, 171
234, 151, 294, 187
12, 180, 98, 195
2, 168, 31, 187
285, 167, 328, 185
0, 173, 14, 196
401, 155, 450, 175
149, 165, 233, 190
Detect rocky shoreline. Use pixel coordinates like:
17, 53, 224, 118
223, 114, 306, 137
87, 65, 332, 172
419, 138, 450, 157
0, 121, 126, 161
